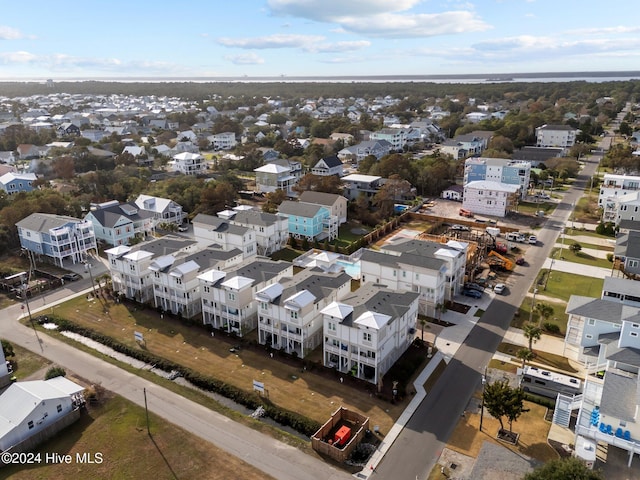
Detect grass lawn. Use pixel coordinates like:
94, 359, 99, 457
512, 298, 568, 335
555, 238, 614, 252
428, 399, 556, 479
532, 271, 604, 303
6, 343, 52, 380
48, 296, 406, 437
337, 222, 371, 243
497, 342, 579, 373
517, 201, 556, 215
269, 247, 305, 262
562, 228, 614, 242
3, 393, 274, 480
549, 247, 613, 269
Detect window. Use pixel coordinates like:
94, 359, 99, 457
363, 332, 371, 342
631, 332, 638, 337
291, 311, 298, 319
588, 319, 595, 326
57, 404, 62, 413
328, 322, 336, 331
28, 420, 34, 429
585, 334, 593, 339
203, 286, 210, 293
228, 292, 236, 301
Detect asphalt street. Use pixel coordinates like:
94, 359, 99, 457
373, 147, 606, 479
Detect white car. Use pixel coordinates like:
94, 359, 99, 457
528, 235, 537, 245
177, 224, 189, 232
494, 283, 506, 295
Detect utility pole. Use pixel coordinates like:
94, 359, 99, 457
479, 366, 487, 431
528, 288, 538, 324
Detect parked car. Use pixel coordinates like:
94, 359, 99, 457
177, 224, 189, 232
528, 235, 537, 245
464, 282, 485, 293
462, 289, 482, 299
493, 283, 506, 295
515, 257, 526, 266
62, 273, 82, 282
452, 224, 470, 231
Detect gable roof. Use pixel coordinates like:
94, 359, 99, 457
298, 191, 346, 206
278, 201, 327, 218
87, 202, 154, 228
317, 155, 342, 168
16, 212, 84, 232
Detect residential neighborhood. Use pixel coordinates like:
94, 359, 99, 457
1, 79, 640, 480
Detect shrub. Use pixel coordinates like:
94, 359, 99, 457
606, 253, 614, 262
543, 322, 561, 334
45, 366, 66, 379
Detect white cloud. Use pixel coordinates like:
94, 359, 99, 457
0, 51, 37, 63
267, 1, 490, 38
0, 26, 27, 40
225, 53, 265, 65
218, 34, 324, 49
307, 40, 371, 53
267, 0, 421, 21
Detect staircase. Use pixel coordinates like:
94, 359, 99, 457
552, 393, 583, 428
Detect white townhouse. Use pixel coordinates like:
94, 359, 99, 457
134, 194, 186, 225
150, 247, 244, 319
192, 213, 257, 259
321, 284, 420, 383
535, 124, 579, 149
462, 180, 520, 217
255, 270, 352, 357
311, 155, 344, 177
254, 159, 303, 196
199, 258, 293, 336
359, 239, 459, 317
169, 152, 206, 175
105, 236, 199, 303
464, 157, 531, 199
369, 128, 409, 151
0, 377, 85, 452
207, 131, 237, 150
218, 208, 289, 256
598, 174, 640, 219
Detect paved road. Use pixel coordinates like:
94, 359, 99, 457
374, 152, 603, 479
0, 286, 350, 480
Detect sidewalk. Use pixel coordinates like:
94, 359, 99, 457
542, 257, 612, 279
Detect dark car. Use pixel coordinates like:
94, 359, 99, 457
462, 289, 482, 299
464, 282, 484, 293
62, 273, 82, 282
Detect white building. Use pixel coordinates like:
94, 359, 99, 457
150, 247, 244, 318
192, 213, 257, 259
0, 377, 85, 452
535, 124, 579, 149
254, 159, 303, 196
462, 180, 520, 217
134, 194, 186, 225
208, 131, 237, 150
359, 238, 467, 316
106, 236, 199, 303
598, 174, 640, 220
199, 258, 293, 336
464, 157, 531, 199
255, 270, 352, 357
321, 284, 420, 383
169, 152, 206, 175
218, 208, 289, 256
369, 128, 408, 151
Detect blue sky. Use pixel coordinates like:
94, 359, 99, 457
0, 0, 638, 79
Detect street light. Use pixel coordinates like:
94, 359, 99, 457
479, 366, 488, 431
21, 280, 43, 352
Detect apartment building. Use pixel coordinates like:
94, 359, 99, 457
535, 124, 578, 149
192, 213, 257, 259
598, 174, 640, 220
255, 269, 352, 357
321, 283, 420, 383
219, 208, 289, 256
462, 180, 520, 217
464, 157, 531, 199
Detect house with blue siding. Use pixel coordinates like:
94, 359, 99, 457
464, 157, 531, 199
0, 172, 37, 195
278, 201, 338, 241
16, 213, 96, 267
84, 200, 155, 247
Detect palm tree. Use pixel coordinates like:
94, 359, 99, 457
517, 348, 535, 369
534, 303, 554, 326
418, 315, 428, 342
522, 322, 542, 351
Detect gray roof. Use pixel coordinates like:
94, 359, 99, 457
278, 201, 326, 218
231, 210, 282, 227
382, 238, 459, 257
566, 296, 625, 324
618, 219, 640, 232
600, 371, 639, 422
538, 124, 576, 131
603, 276, 640, 299
225, 258, 291, 285
316, 155, 342, 168
298, 191, 346, 207
16, 212, 84, 232
192, 213, 250, 235
130, 236, 197, 256
338, 283, 419, 327
87, 202, 154, 228
273, 269, 351, 306
163, 247, 242, 273
615, 231, 640, 259
360, 248, 445, 273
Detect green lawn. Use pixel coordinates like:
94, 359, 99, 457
6, 343, 52, 380
497, 342, 579, 373
549, 246, 614, 269
532, 271, 604, 302
562, 228, 614, 241
269, 247, 304, 262
337, 222, 371, 243
512, 298, 568, 335
3, 394, 274, 480
517, 201, 556, 215
555, 239, 614, 252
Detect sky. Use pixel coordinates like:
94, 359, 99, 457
0, 0, 639, 80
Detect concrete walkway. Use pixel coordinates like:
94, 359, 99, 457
554, 244, 611, 259
542, 257, 613, 279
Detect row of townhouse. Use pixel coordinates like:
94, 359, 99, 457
599, 174, 640, 223
359, 238, 467, 316
102, 232, 434, 383
463, 157, 531, 200
560, 275, 640, 467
